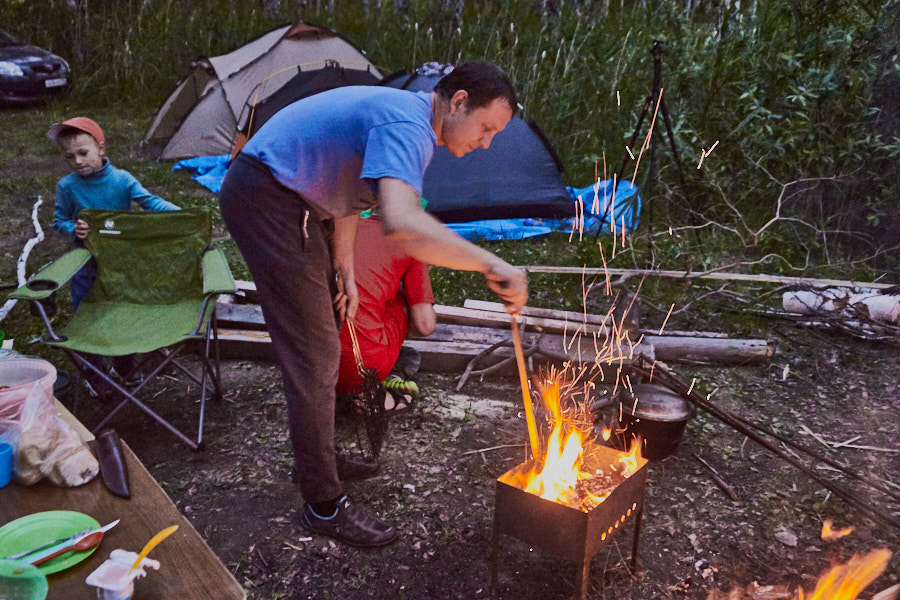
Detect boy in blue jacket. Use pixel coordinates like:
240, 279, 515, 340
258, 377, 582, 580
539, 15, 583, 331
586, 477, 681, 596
47, 117, 179, 394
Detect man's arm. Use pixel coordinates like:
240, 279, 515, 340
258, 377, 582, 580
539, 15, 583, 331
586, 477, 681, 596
331, 212, 360, 322
377, 177, 527, 313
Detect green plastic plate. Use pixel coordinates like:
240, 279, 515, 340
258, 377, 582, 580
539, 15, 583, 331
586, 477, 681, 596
0, 511, 101, 575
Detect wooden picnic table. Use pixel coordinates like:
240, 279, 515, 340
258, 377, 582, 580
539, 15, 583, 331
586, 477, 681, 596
0, 402, 246, 600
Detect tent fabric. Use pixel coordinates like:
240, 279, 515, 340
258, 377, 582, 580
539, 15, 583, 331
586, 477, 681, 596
244, 64, 382, 138
380, 71, 573, 223
144, 22, 381, 160
567, 179, 641, 233
446, 180, 641, 241
169, 154, 640, 241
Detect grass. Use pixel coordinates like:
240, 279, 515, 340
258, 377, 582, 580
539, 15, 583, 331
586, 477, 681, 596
1, 0, 898, 359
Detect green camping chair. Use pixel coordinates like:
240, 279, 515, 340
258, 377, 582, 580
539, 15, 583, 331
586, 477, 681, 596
9, 207, 236, 449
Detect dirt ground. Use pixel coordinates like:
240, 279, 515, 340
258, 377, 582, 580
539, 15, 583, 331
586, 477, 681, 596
50, 338, 900, 600
0, 110, 897, 599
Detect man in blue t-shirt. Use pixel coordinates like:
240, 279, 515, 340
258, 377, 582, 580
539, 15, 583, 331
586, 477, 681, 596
219, 60, 528, 549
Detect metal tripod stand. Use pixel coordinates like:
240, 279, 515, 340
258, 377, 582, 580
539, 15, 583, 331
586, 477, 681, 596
612, 40, 696, 238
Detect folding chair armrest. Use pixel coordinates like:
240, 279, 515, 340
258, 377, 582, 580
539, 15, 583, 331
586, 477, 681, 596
202, 248, 237, 296
8, 248, 92, 301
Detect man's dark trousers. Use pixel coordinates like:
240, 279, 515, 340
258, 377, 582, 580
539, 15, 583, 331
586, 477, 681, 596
219, 153, 342, 504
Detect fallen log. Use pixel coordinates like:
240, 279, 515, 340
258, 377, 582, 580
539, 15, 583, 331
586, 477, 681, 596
211, 322, 654, 372
435, 304, 608, 336
783, 289, 900, 323
215, 299, 769, 364
216, 301, 267, 330
406, 337, 651, 374
463, 299, 729, 338
518, 265, 898, 290
640, 334, 770, 364
414, 323, 771, 365
210, 328, 277, 361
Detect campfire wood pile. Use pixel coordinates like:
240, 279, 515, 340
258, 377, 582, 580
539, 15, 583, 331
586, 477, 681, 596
212, 282, 771, 375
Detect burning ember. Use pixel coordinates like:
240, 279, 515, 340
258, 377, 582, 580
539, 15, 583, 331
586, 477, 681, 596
498, 372, 647, 512
708, 527, 891, 600
821, 519, 855, 542
800, 548, 891, 600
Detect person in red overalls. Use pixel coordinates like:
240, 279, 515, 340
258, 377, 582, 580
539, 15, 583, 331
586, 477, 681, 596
336, 213, 436, 411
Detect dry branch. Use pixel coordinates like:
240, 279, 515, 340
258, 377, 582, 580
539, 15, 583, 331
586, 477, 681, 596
463, 299, 728, 337
517, 266, 896, 290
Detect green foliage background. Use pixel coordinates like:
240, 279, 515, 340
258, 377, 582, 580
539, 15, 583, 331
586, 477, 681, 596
2, 0, 898, 319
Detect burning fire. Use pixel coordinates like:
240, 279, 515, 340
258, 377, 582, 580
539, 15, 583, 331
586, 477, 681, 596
821, 519, 855, 542
504, 372, 646, 512
799, 548, 891, 600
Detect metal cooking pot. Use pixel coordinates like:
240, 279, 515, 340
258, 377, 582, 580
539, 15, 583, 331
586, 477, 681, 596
615, 383, 696, 460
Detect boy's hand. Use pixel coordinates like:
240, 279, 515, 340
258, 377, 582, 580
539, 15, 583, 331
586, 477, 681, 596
74, 219, 90, 239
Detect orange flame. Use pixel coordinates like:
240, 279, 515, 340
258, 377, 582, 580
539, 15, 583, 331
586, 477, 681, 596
521, 377, 586, 504
511, 372, 646, 511
799, 548, 890, 600
617, 438, 641, 478
821, 519, 855, 542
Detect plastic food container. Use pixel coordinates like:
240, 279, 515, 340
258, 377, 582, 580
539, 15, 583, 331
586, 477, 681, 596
86, 549, 160, 600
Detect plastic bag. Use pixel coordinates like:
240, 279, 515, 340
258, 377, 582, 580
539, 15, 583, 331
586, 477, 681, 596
0, 358, 98, 486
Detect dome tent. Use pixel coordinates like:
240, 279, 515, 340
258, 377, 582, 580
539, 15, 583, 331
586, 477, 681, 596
143, 22, 381, 160
379, 67, 573, 223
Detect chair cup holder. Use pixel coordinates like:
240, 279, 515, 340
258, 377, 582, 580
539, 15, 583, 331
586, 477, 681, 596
26, 279, 60, 292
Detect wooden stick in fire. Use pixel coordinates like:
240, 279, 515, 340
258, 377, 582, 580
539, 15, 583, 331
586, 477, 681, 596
511, 315, 540, 460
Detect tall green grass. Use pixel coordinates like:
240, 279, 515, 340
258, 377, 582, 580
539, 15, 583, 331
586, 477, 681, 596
2, 0, 898, 272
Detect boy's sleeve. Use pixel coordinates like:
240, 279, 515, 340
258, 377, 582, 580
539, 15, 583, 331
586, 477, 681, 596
124, 171, 180, 211
52, 181, 77, 239
401, 259, 434, 306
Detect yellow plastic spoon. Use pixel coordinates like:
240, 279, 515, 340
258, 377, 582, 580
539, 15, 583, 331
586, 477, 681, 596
129, 525, 179, 571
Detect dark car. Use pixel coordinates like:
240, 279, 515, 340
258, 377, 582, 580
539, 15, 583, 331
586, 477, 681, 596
0, 28, 70, 104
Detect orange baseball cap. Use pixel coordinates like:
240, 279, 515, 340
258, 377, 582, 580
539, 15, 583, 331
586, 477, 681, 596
46, 117, 105, 145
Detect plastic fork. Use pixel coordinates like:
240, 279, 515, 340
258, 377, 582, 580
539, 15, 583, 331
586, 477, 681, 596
5, 528, 93, 560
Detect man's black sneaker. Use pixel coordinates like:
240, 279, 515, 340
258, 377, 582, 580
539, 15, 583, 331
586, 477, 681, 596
301, 496, 397, 548
292, 453, 379, 483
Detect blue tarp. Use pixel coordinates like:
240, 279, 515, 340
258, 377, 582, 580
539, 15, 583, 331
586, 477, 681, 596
172, 154, 230, 195
171, 156, 641, 241
441, 180, 640, 241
